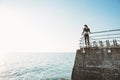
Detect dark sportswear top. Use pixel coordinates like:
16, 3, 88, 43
82, 27, 91, 35
83, 28, 90, 32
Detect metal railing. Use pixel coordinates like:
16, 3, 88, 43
80, 29, 120, 48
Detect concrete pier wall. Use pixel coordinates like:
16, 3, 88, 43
71, 47, 120, 80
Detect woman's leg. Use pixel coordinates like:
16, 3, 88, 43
84, 35, 87, 46
87, 35, 90, 45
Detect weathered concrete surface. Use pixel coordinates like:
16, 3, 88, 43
71, 47, 120, 80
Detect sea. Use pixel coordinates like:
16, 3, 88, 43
0, 52, 75, 80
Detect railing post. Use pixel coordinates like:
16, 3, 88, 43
93, 41, 98, 47
113, 39, 118, 47
99, 41, 104, 47
106, 40, 110, 47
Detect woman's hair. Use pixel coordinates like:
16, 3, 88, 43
84, 24, 88, 27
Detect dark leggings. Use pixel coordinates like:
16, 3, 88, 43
84, 34, 90, 45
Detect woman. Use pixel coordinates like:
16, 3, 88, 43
82, 24, 91, 46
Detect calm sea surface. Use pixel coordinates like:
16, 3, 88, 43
0, 53, 75, 80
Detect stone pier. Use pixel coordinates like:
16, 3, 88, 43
71, 47, 120, 80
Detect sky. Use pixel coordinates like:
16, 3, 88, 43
0, 0, 120, 53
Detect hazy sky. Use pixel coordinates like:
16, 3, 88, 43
0, 0, 120, 53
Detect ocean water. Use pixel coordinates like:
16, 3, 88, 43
0, 52, 75, 80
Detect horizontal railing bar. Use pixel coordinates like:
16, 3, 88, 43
90, 33, 120, 37
93, 36, 120, 40
91, 29, 120, 34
